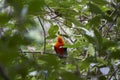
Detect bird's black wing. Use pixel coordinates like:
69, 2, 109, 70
54, 46, 68, 58
63, 48, 67, 58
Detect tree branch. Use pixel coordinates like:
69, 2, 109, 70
99, 2, 120, 36
19, 51, 42, 54
108, 68, 119, 80
57, 22, 74, 44
37, 17, 46, 54
104, 14, 118, 37
0, 64, 10, 80
46, 6, 74, 44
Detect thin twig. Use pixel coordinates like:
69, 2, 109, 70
113, 74, 117, 80
19, 50, 83, 61
99, 11, 115, 31
0, 64, 10, 80
18, 49, 50, 54
37, 17, 46, 54
46, 6, 54, 13
46, 6, 74, 44
108, 68, 119, 80
46, 6, 59, 19
104, 14, 118, 37
19, 51, 42, 53
99, 2, 119, 31
57, 22, 74, 44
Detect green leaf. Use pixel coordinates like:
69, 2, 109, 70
84, 34, 95, 44
0, 13, 11, 25
97, 57, 108, 65
81, 0, 89, 4
87, 3, 103, 15
117, 0, 120, 2
88, 15, 101, 27
68, 18, 84, 27
90, 0, 108, 5
98, 76, 107, 80
39, 54, 59, 69
8, 0, 24, 10
94, 29, 102, 48
109, 49, 120, 59
63, 20, 72, 28
64, 40, 80, 48
0, 52, 18, 65
88, 44, 95, 56
102, 39, 117, 50
47, 25, 59, 39
80, 56, 96, 71
0, 33, 31, 65
61, 72, 79, 80
12, 60, 30, 78
102, 15, 113, 22
28, 0, 45, 15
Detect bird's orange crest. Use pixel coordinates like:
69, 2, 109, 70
57, 36, 64, 44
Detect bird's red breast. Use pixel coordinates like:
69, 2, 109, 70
54, 36, 67, 58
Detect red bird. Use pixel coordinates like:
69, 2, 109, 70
54, 36, 67, 58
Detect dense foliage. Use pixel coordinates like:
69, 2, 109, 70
0, 0, 120, 80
